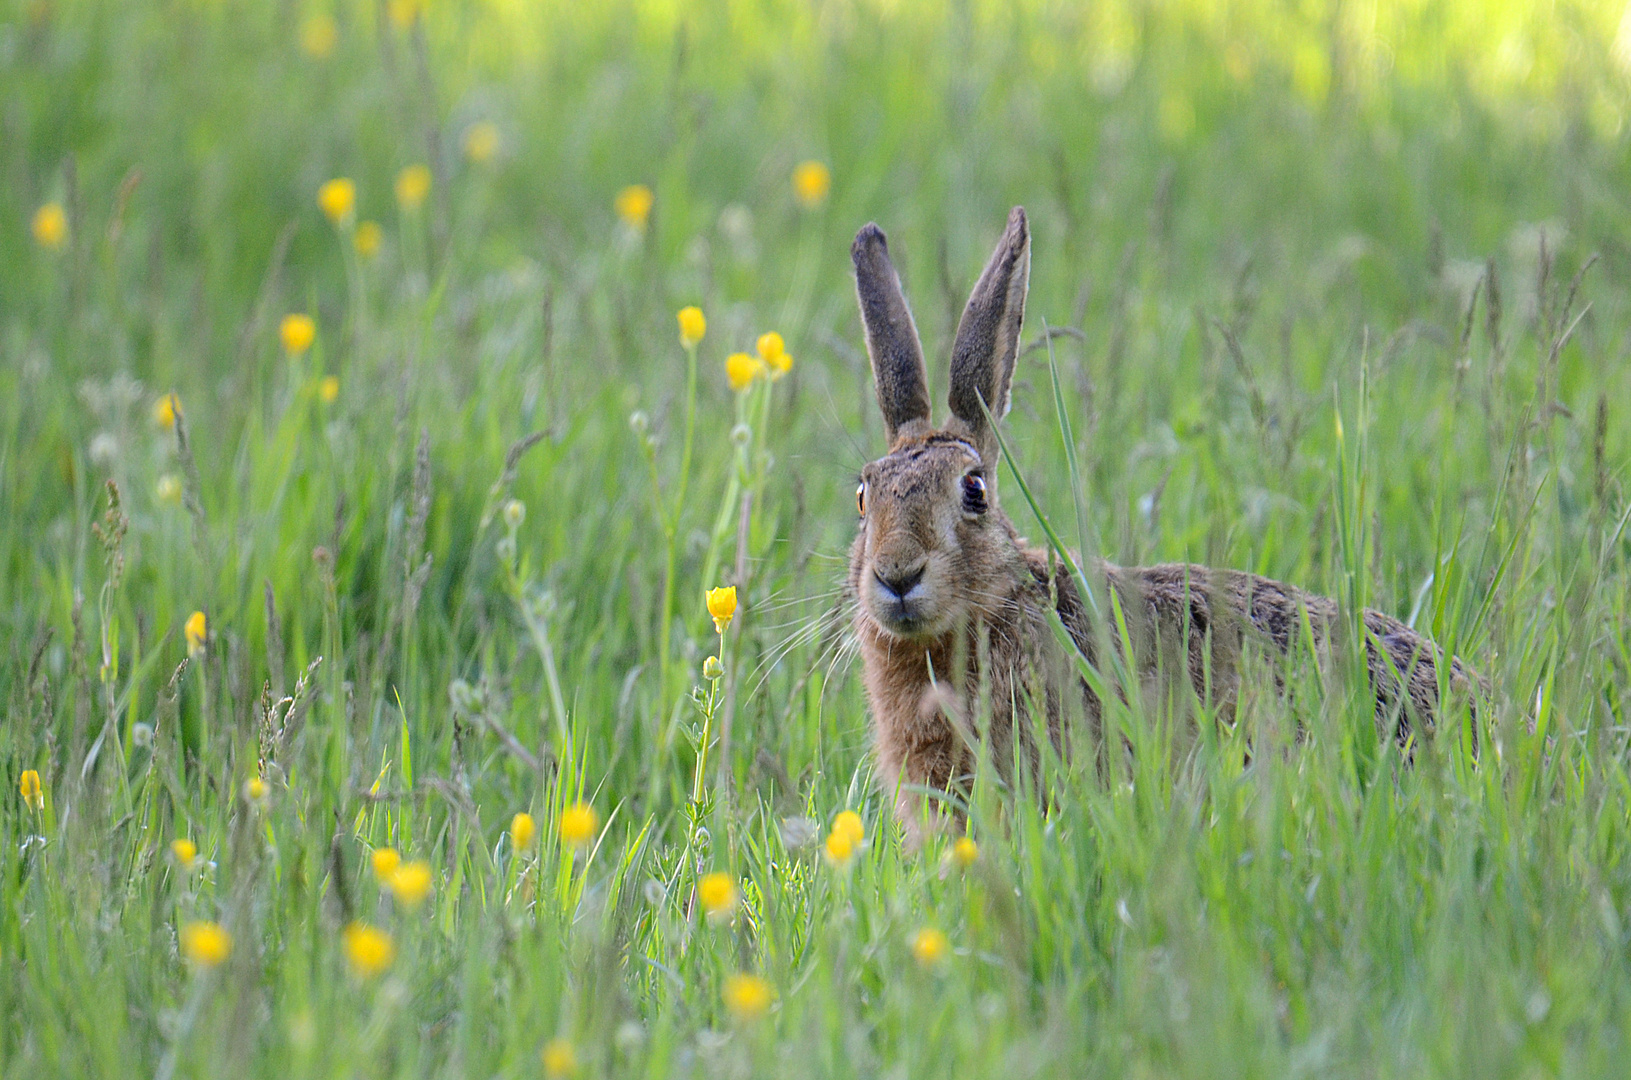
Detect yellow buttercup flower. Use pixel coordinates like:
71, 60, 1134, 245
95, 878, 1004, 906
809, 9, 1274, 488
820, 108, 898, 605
756, 329, 792, 380
822, 828, 854, 870
614, 184, 653, 233
180, 921, 233, 967
32, 202, 67, 250
542, 1037, 577, 1078
342, 921, 395, 978
677, 305, 706, 348
831, 809, 864, 847
171, 838, 199, 869
156, 474, 182, 506
705, 586, 737, 633
386, 0, 422, 30
280, 313, 316, 356
464, 121, 500, 165
299, 13, 337, 58
951, 835, 978, 869
184, 611, 206, 656
317, 178, 356, 225
396, 164, 432, 210
792, 160, 831, 208
153, 392, 180, 430
318, 376, 339, 403
722, 972, 772, 1022
354, 220, 382, 258
697, 871, 738, 919
560, 802, 599, 848
386, 860, 433, 909
725, 352, 765, 392
370, 847, 402, 882
19, 770, 43, 812
243, 777, 269, 807
908, 926, 949, 968
510, 811, 537, 851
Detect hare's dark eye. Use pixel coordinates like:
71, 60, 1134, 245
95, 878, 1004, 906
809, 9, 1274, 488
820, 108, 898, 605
856, 483, 866, 517
961, 474, 988, 516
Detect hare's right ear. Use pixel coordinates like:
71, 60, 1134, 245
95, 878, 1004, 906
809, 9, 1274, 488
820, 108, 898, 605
853, 223, 932, 444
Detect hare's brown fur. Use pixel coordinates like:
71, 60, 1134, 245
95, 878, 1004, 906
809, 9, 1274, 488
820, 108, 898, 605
848, 208, 1479, 839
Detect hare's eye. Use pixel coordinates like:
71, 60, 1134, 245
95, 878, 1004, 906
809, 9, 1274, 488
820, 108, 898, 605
962, 474, 988, 516
856, 483, 866, 517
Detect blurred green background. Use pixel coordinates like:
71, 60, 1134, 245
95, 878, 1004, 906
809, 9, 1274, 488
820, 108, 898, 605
6, 0, 1631, 1076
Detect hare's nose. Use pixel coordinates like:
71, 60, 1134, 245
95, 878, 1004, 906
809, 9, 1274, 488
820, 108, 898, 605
874, 563, 925, 601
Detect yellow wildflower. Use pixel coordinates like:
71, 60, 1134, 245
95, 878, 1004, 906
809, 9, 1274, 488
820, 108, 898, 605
822, 828, 855, 870
464, 121, 500, 165
370, 847, 402, 882
831, 809, 864, 847
171, 838, 199, 869
342, 921, 395, 978
951, 835, 978, 869
822, 828, 855, 867
184, 611, 206, 656
354, 220, 382, 258
317, 178, 356, 225
908, 926, 950, 969
396, 164, 432, 210
243, 777, 269, 807
386, 860, 433, 910
299, 13, 337, 58
725, 352, 765, 392
614, 184, 653, 232
280, 313, 316, 356
510, 811, 537, 851
722, 972, 772, 1022
677, 305, 706, 348
792, 160, 831, 208
560, 802, 599, 848
386, 0, 422, 30
19, 769, 43, 812
156, 474, 182, 506
180, 921, 233, 967
755, 332, 784, 366
32, 202, 67, 250
705, 586, 737, 633
503, 499, 525, 528
542, 1037, 577, 1078
698, 871, 738, 919
153, 392, 180, 430
318, 376, 339, 404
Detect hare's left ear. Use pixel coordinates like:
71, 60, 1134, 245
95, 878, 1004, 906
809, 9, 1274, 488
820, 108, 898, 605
946, 207, 1029, 464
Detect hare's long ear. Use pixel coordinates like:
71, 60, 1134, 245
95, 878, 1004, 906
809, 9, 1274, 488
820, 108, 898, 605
947, 207, 1029, 464
853, 223, 932, 444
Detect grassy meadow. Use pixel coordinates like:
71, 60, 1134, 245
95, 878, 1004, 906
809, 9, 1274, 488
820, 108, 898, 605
9, 0, 1631, 1074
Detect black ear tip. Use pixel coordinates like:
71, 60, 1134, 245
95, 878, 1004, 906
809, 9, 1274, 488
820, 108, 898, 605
852, 222, 888, 265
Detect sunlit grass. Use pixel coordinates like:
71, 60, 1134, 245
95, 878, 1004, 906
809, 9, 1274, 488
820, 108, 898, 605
4, 0, 1631, 1076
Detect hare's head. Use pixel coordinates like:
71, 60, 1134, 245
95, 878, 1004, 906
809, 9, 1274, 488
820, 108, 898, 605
850, 207, 1031, 641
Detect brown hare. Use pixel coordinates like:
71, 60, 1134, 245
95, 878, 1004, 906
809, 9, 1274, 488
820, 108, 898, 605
847, 207, 1480, 841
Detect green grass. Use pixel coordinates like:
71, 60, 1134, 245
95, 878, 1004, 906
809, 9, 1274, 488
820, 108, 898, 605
6, 0, 1631, 1075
